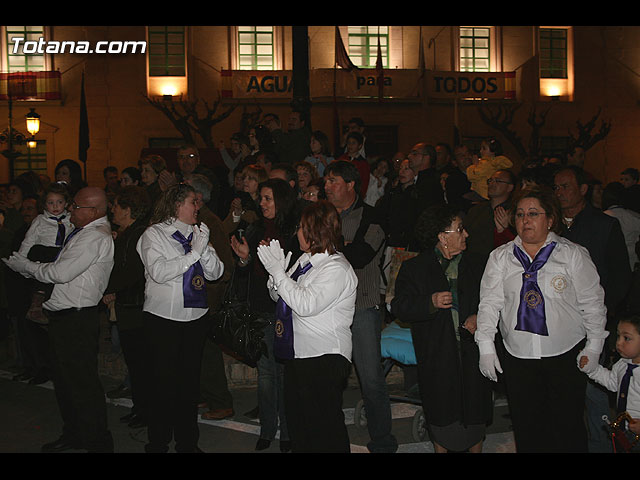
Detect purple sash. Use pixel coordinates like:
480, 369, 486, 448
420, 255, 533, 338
172, 230, 208, 309
513, 242, 556, 336
53, 226, 82, 261
274, 261, 312, 360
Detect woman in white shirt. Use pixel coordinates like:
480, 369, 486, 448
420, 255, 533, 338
258, 200, 358, 453
475, 186, 608, 453
137, 183, 224, 453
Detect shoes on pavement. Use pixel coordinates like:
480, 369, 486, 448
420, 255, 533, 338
106, 384, 131, 399
280, 440, 292, 453
28, 373, 49, 385
201, 408, 234, 420
128, 416, 147, 429
41, 436, 82, 453
120, 412, 136, 423
244, 405, 259, 419
12, 371, 34, 382
255, 438, 271, 451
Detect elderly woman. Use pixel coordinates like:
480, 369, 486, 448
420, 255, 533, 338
230, 177, 300, 452
138, 154, 167, 204
137, 183, 224, 453
390, 204, 492, 453
475, 186, 608, 453
102, 186, 151, 428
258, 200, 357, 453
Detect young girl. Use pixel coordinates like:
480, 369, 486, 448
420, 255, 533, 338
579, 315, 640, 442
19, 182, 73, 324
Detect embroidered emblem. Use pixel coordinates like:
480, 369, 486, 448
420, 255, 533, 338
551, 275, 567, 293
524, 290, 542, 309
274, 319, 284, 338
191, 274, 205, 290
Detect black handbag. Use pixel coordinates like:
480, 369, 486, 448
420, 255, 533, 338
209, 263, 270, 367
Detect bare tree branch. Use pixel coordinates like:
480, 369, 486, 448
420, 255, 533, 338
568, 107, 612, 152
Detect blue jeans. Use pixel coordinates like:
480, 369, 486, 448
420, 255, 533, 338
257, 318, 288, 441
351, 306, 398, 453
585, 380, 613, 453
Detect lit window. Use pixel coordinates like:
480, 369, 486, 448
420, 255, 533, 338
539, 28, 568, 78
347, 26, 388, 68
4, 26, 46, 72
12, 140, 47, 177
238, 26, 274, 70
148, 26, 186, 77
459, 27, 490, 72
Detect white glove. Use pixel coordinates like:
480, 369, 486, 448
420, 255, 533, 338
2, 252, 31, 277
257, 243, 286, 280
191, 224, 209, 257
577, 348, 601, 375
479, 353, 503, 382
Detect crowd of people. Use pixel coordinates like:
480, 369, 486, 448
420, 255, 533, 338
1, 108, 639, 453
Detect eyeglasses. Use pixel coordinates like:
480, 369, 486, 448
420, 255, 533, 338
443, 225, 466, 234
70, 202, 95, 210
178, 153, 197, 159
515, 211, 546, 220
487, 178, 512, 185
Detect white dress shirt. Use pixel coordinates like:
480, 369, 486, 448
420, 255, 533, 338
268, 251, 358, 361
23, 216, 114, 311
475, 232, 608, 359
137, 219, 224, 322
18, 211, 74, 256
588, 358, 640, 420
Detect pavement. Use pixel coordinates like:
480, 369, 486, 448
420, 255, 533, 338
0, 363, 515, 454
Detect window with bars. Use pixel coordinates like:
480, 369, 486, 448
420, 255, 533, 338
238, 26, 274, 70
12, 140, 47, 177
4, 26, 46, 72
459, 27, 490, 72
347, 26, 388, 68
540, 28, 568, 79
148, 26, 186, 76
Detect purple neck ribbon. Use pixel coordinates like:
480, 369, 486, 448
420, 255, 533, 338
50, 215, 67, 246
513, 241, 557, 336
172, 230, 208, 309
274, 261, 312, 360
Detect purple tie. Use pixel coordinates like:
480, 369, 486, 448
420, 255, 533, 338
617, 363, 638, 415
513, 242, 557, 336
53, 226, 83, 260
172, 230, 208, 309
274, 261, 312, 360
49, 215, 66, 246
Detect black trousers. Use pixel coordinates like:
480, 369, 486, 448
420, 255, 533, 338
115, 306, 150, 420
502, 341, 588, 453
283, 354, 351, 453
143, 312, 208, 453
46, 306, 113, 452
200, 331, 233, 410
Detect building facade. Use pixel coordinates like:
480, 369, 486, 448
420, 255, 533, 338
0, 25, 638, 187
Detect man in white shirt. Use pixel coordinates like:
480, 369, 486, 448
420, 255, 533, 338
4, 187, 115, 453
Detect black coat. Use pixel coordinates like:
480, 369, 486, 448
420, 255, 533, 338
390, 250, 492, 428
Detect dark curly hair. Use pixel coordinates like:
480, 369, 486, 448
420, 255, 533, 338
116, 185, 151, 222
414, 204, 461, 251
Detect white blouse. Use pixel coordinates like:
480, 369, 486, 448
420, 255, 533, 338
137, 219, 224, 322
268, 251, 358, 361
475, 232, 608, 359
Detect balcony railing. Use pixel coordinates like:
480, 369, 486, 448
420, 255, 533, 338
0, 70, 62, 101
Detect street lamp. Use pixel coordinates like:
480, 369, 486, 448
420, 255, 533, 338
25, 108, 40, 149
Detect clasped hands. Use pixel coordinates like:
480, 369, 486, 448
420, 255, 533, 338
191, 223, 211, 258
256, 239, 291, 282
